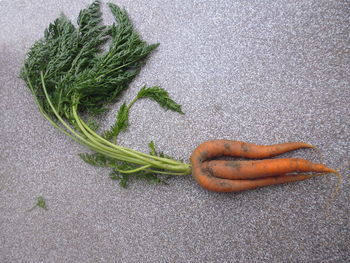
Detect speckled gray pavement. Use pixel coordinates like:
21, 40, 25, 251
1, 0, 349, 262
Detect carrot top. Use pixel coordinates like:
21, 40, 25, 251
21, 1, 191, 187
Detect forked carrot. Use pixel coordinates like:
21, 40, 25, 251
21, 1, 341, 196
190, 140, 338, 192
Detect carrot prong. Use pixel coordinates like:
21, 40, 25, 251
202, 158, 336, 180
191, 140, 315, 162
328, 170, 343, 202
193, 170, 317, 193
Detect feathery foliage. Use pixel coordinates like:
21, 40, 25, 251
21, 0, 158, 118
137, 86, 184, 114
21, 1, 191, 188
102, 102, 129, 141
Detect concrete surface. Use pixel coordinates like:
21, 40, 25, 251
1, 0, 349, 262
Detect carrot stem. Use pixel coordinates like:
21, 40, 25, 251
40, 72, 192, 176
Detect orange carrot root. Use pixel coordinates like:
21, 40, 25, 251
202, 158, 336, 180
191, 140, 315, 161
190, 140, 338, 193
194, 168, 317, 192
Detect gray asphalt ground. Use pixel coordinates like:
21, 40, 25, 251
1, 0, 349, 262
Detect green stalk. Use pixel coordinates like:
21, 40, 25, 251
144, 169, 190, 176
40, 72, 151, 165
72, 105, 159, 167
40, 72, 190, 175
77, 108, 185, 166
77, 114, 190, 172
74, 106, 189, 170
127, 96, 138, 110
115, 164, 152, 174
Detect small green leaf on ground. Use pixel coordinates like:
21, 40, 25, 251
137, 86, 184, 114
27, 196, 48, 212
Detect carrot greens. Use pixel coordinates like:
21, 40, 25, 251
21, 1, 191, 187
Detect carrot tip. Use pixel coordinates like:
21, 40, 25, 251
304, 143, 316, 148
328, 168, 338, 174
332, 170, 343, 195
324, 170, 343, 215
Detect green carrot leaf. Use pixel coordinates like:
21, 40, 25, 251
109, 161, 165, 188
21, 0, 159, 122
148, 140, 157, 156
137, 86, 184, 114
148, 140, 176, 160
36, 196, 48, 210
86, 118, 100, 131
27, 196, 48, 212
79, 152, 117, 167
102, 102, 129, 141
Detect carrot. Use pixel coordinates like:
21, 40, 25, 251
193, 169, 319, 192
191, 140, 315, 161
201, 158, 336, 180
190, 140, 338, 193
